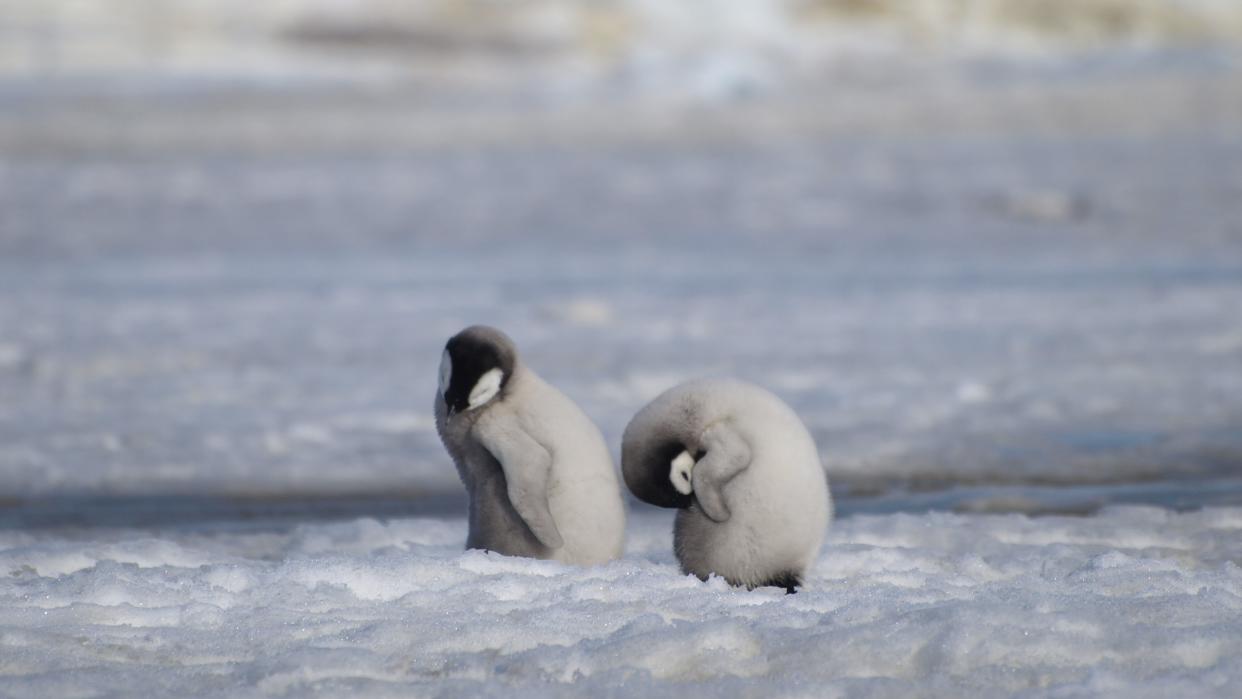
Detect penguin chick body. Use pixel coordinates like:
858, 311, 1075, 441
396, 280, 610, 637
435, 325, 625, 566
621, 378, 831, 592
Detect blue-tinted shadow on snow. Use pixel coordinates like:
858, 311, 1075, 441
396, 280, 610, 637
0, 492, 464, 531
833, 477, 1242, 517
4, 478, 1242, 530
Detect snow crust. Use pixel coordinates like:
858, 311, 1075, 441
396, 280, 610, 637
2, 507, 1240, 697
3, 101, 1241, 501
2, 7, 1241, 697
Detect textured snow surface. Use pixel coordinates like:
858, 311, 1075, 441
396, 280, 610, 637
3, 9, 1242, 695
2, 507, 1240, 697
3, 142, 1240, 500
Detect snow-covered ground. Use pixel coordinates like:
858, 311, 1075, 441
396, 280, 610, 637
3, 2, 1242, 694
3, 507, 1241, 696
3, 105, 1240, 502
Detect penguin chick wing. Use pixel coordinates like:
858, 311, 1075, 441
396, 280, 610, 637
473, 413, 565, 550
692, 422, 752, 523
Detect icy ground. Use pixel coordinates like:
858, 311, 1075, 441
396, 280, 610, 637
2, 507, 1241, 697
3, 58, 1242, 503
2, 22, 1242, 694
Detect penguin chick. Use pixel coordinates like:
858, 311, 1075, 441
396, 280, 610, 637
621, 378, 831, 592
434, 325, 625, 566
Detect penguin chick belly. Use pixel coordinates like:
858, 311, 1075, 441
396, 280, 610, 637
545, 469, 626, 565
675, 509, 799, 588
674, 446, 828, 588
675, 508, 754, 586
672, 472, 795, 587
518, 390, 626, 566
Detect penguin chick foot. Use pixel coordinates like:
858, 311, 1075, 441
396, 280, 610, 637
756, 571, 802, 595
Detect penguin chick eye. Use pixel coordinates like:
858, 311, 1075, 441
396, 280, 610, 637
438, 350, 452, 395
669, 450, 696, 496
467, 368, 504, 409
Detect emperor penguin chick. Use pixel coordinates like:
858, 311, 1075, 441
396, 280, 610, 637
622, 379, 831, 592
434, 325, 625, 566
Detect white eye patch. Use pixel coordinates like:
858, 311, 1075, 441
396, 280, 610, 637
438, 350, 452, 395
467, 368, 504, 409
670, 450, 696, 495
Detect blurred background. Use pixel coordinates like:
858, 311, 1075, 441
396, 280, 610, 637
2, 0, 1241, 525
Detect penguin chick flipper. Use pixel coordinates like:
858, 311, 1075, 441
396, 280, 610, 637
473, 419, 565, 550
691, 422, 752, 523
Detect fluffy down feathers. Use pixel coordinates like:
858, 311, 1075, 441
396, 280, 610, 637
436, 326, 626, 566
622, 378, 831, 591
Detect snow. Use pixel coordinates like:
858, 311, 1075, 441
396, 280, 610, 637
2, 507, 1241, 696
3, 120, 1241, 499
3, 3, 1242, 695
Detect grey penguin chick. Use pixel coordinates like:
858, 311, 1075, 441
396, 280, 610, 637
434, 325, 625, 566
621, 378, 831, 592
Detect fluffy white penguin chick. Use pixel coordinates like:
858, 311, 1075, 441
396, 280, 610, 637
434, 325, 626, 566
622, 378, 831, 592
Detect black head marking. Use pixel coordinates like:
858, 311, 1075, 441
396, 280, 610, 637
627, 440, 695, 509
441, 325, 517, 416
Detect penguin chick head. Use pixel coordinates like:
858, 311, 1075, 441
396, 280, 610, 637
670, 450, 696, 495
440, 325, 517, 417
622, 439, 706, 509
